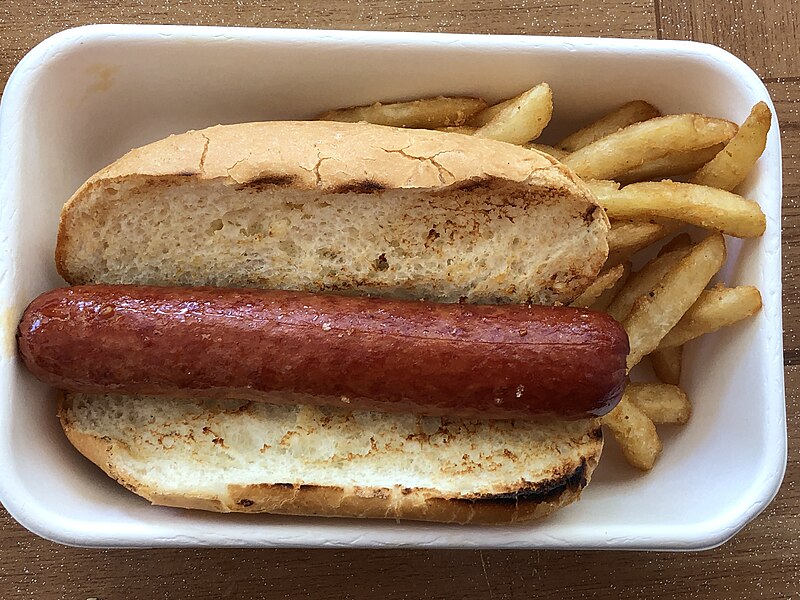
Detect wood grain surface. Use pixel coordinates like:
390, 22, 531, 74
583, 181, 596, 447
0, 1, 797, 598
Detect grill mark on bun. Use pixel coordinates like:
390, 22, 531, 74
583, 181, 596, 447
449, 177, 495, 193
239, 174, 298, 190
328, 180, 386, 194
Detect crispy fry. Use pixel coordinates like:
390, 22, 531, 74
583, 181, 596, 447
616, 144, 724, 184
590, 262, 631, 312
563, 114, 737, 180
473, 83, 553, 144
437, 126, 478, 135
606, 244, 693, 322
691, 102, 772, 191
317, 96, 487, 129
626, 383, 691, 425
592, 181, 766, 238
570, 264, 626, 308
658, 232, 693, 255
623, 233, 726, 369
658, 285, 762, 348
606, 221, 670, 265
650, 345, 683, 385
467, 97, 516, 127
585, 179, 621, 196
596, 190, 683, 250
557, 101, 661, 152
525, 143, 570, 160
602, 395, 662, 470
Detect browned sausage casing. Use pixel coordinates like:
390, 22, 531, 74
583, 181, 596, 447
18, 285, 629, 420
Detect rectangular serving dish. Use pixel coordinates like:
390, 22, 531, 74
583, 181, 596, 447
0, 25, 785, 549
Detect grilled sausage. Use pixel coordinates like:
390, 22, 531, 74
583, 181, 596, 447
18, 285, 629, 420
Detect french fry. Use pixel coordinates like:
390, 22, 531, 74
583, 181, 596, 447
626, 383, 691, 425
590, 262, 631, 312
467, 97, 515, 127
658, 232, 693, 255
599, 193, 684, 256
623, 233, 727, 369
526, 143, 570, 161
437, 126, 478, 135
636, 237, 693, 332
658, 285, 762, 348
557, 101, 661, 152
317, 96, 487, 129
585, 178, 621, 196
592, 181, 766, 238
616, 144, 724, 185
602, 395, 662, 470
691, 102, 772, 191
570, 264, 627, 308
606, 244, 693, 322
563, 114, 738, 180
473, 83, 553, 144
606, 221, 670, 265
650, 345, 683, 385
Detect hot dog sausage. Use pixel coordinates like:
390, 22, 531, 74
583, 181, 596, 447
18, 285, 629, 419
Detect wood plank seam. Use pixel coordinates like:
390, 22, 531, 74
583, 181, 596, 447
653, 0, 663, 40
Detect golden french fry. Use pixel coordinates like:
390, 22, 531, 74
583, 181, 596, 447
606, 245, 693, 322
317, 96, 487, 129
590, 180, 688, 256
467, 97, 516, 127
592, 181, 766, 238
616, 144, 724, 185
658, 232, 693, 255
626, 383, 691, 425
563, 114, 738, 180
473, 83, 553, 144
649, 237, 691, 384
691, 102, 772, 191
650, 345, 683, 386
606, 221, 670, 265
658, 285, 762, 348
585, 179, 621, 196
570, 264, 626, 308
590, 262, 631, 312
602, 395, 662, 471
557, 101, 661, 152
624, 233, 727, 369
526, 143, 570, 161
437, 126, 478, 135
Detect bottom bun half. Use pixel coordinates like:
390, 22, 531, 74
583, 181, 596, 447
59, 393, 603, 524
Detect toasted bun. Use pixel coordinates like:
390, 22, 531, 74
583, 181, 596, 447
59, 393, 602, 523
56, 121, 608, 305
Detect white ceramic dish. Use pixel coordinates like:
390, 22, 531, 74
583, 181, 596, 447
0, 25, 785, 549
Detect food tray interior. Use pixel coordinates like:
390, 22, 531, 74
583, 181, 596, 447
0, 25, 785, 549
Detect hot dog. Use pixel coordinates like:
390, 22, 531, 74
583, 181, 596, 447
22, 120, 619, 522
18, 285, 628, 420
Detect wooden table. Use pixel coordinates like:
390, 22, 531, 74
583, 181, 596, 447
0, 1, 797, 598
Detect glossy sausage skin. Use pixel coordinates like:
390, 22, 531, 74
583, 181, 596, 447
18, 285, 629, 420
